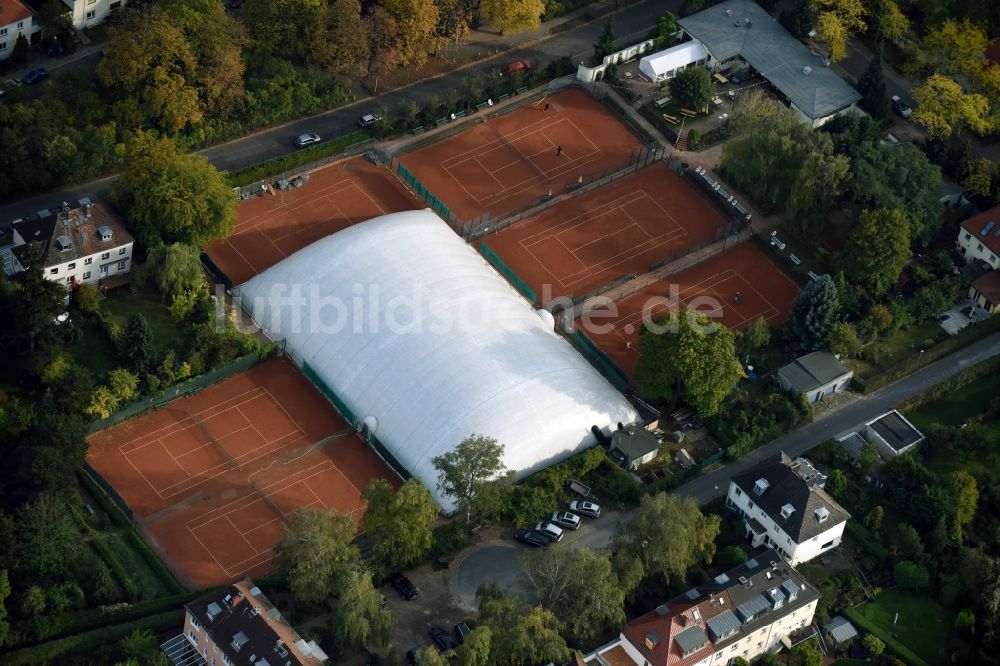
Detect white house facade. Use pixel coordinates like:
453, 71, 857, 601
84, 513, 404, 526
957, 204, 1000, 269
0, 0, 34, 60
726, 453, 849, 566
60, 0, 127, 30
10, 199, 133, 289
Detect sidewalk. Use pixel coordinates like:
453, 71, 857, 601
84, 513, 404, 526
5, 40, 105, 82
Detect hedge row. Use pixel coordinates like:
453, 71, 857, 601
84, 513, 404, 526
844, 606, 931, 666
227, 130, 371, 187
844, 520, 889, 561
1, 610, 184, 665
76, 469, 185, 594
69, 503, 140, 601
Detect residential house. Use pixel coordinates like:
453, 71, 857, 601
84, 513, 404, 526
60, 0, 127, 30
677, 0, 860, 128
9, 199, 133, 290
610, 423, 661, 470
162, 578, 328, 666
969, 271, 1000, 315
777, 351, 852, 403
0, 0, 34, 60
585, 550, 820, 666
726, 453, 850, 565
957, 204, 1000, 270
864, 410, 924, 459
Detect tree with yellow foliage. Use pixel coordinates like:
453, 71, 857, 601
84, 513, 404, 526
912, 73, 994, 138
479, 0, 544, 35
813, 0, 867, 62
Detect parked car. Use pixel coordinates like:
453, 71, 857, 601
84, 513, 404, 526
891, 95, 912, 119
569, 500, 601, 518
388, 572, 418, 600
514, 529, 550, 548
358, 113, 380, 128
534, 521, 564, 542
454, 622, 472, 643
0, 79, 22, 96
430, 627, 459, 651
23, 68, 49, 85
504, 59, 532, 75
294, 132, 321, 148
550, 511, 581, 530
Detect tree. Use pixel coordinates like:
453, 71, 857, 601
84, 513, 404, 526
15, 494, 81, 576
916, 19, 989, 80
432, 434, 508, 522
865, 305, 894, 339
947, 470, 978, 542
329, 567, 391, 649
826, 322, 863, 358
479, 0, 543, 35
893, 560, 930, 589
650, 11, 679, 48
522, 547, 625, 643
119, 313, 157, 376
791, 637, 823, 666
715, 545, 748, 570
86, 368, 140, 420
634, 308, 743, 417
862, 633, 885, 657
871, 0, 908, 41
362, 478, 439, 575
9, 34, 30, 67
955, 610, 976, 638
613, 492, 720, 589
111, 132, 236, 247
477, 590, 570, 666
380, 0, 439, 67
912, 74, 994, 139
736, 316, 770, 361
73, 283, 100, 314
856, 41, 891, 120
275, 508, 359, 604
864, 505, 885, 536
825, 469, 848, 499
435, 0, 473, 45
840, 209, 910, 297
415, 646, 449, 665
240, 0, 327, 62
21, 585, 46, 617
0, 569, 9, 647
147, 243, 207, 302
813, 0, 867, 62
669, 68, 712, 111
0, 244, 65, 359
858, 441, 880, 475
119, 628, 161, 663
847, 142, 942, 245
789, 275, 839, 351
593, 18, 615, 61
456, 626, 492, 666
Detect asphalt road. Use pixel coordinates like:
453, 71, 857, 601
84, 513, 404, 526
451, 330, 1000, 608
0, 0, 670, 222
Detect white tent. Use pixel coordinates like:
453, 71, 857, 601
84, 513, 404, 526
236, 210, 639, 511
639, 40, 709, 81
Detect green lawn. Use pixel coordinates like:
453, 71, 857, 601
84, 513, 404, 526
856, 321, 947, 378
101, 287, 184, 358
907, 372, 998, 430
852, 589, 954, 666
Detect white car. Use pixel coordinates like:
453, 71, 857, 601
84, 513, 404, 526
358, 113, 380, 128
550, 511, 581, 530
569, 500, 601, 518
891, 95, 912, 119
294, 132, 321, 148
534, 521, 564, 542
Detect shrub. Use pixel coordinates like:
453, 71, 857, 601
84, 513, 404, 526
428, 522, 471, 560
687, 128, 701, 148
582, 459, 642, 506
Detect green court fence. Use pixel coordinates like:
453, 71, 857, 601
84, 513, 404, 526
81, 464, 135, 524
301, 360, 359, 425
88, 345, 280, 433
394, 161, 454, 223
201, 251, 234, 291
478, 241, 537, 304
569, 330, 630, 392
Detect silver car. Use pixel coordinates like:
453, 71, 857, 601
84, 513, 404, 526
534, 521, 564, 542
550, 511, 581, 530
569, 500, 601, 518
294, 132, 321, 148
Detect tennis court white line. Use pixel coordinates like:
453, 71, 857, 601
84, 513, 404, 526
437, 114, 573, 167
236, 177, 364, 232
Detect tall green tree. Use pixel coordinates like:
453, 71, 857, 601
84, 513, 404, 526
826, 322, 863, 358
111, 132, 236, 247
478, 0, 543, 35
119, 313, 157, 376
669, 68, 712, 111
432, 435, 508, 522
650, 11, 679, 48
14, 494, 81, 577
146, 243, 207, 302
893, 560, 930, 589
736, 316, 771, 361
0, 244, 65, 359
634, 308, 743, 417
362, 478, 439, 574
947, 470, 978, 542
825, 469, 848, 499
593, 18, 616, 61
329, 567, 391, 649
522, 547, 625, 643
789, 275, 839, 351
456, 626, 492, 666
275, 508, 359, 604
612, 492, 720, 590
839, 209, 910, 297
477, 587, 570, 666
856, 41, 890, 120
119, 628, 162, 663
912, 73, 995, 139
240, 0, 328, 63
381, 0, 439, 67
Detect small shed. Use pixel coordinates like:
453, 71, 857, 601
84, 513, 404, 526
823, 616, 858, 646
610, 424, 661, 470
639, 40, 709, 82
864, 409, 924, 458
778, 351, 852, 403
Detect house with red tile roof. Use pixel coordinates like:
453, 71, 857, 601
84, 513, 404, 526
957, 205, 1000, 315
0, 0, 35, 60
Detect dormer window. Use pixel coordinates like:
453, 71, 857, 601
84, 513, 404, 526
753, 478, 769, 495
97, 225, 113, 242
645, 631, 660, 649
205, 601, 222, 622
231, 631, 249, 652
780, 503, 795, 519
815, 507, 830, 523
56, 234, 72, 251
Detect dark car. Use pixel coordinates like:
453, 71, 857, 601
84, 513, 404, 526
23, 68, 49, 85
454, 622, 472, 643
388, 572, 418, 600
514, 529, 550, 548
430, 626, 459, 651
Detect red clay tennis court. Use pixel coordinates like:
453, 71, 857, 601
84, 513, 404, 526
86, 357, 397, 587
205, 158, 422, 286
400, 88, 644, 220
578, 243, 801, 379
484, 162, 727, 301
